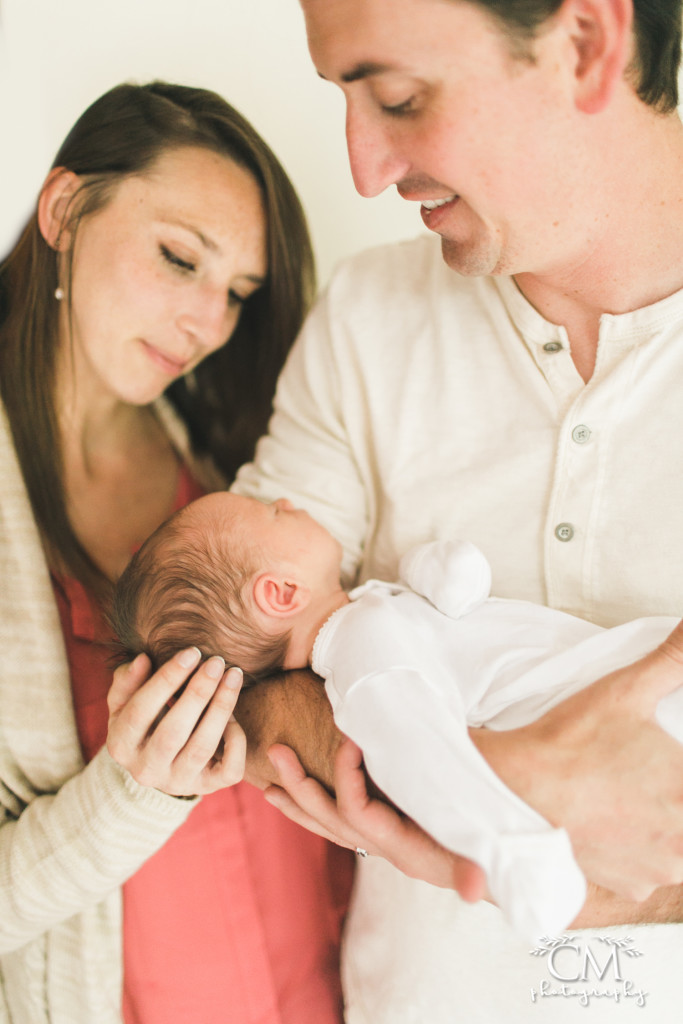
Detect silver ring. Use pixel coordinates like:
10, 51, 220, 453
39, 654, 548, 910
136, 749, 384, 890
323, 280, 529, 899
355, 847, 368, 857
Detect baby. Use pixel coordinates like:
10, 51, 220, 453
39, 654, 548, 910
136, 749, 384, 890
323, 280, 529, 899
112, 493, 683, 939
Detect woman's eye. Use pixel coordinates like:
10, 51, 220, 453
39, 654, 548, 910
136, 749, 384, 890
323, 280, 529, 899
160, 244, 196, 273
228, 289, 248, 308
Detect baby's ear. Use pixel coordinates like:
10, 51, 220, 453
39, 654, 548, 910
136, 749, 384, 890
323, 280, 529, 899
252, 573, 310, 620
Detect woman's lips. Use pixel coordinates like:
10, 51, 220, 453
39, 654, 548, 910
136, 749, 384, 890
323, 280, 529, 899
140, 340, 189, 376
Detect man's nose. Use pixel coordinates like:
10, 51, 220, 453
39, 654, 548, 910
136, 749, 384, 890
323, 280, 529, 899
345, 104, 410, 198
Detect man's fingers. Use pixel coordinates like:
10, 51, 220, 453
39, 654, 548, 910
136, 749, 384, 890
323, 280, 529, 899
266, 744, 372, 849
263, 784, 353, 845
204, 715, 247, 790
452, 858, 487, 903
647, 618, 683, 700
561, 618, 683, 722
267, 743, 310, 789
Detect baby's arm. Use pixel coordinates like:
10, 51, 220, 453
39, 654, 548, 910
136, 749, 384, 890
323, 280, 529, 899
332, 664, 586, 937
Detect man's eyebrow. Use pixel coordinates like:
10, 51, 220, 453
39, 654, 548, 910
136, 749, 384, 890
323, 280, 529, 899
318, 61, 393, 84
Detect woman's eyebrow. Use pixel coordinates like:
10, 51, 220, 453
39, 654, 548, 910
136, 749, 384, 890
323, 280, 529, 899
158, 217, 219, 253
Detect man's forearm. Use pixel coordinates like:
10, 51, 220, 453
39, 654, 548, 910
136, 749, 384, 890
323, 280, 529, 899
573, 883, 683, 927
234, 668, 344, 790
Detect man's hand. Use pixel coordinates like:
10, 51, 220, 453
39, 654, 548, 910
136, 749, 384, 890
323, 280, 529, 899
265, 738, 487, 904
235, 668, 485, 902
472, 619, 683, 901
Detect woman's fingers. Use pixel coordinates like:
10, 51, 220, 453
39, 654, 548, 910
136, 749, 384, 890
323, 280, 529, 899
107, 651, 154, 715
170, 668, 246, 789
107, 654, 247, 796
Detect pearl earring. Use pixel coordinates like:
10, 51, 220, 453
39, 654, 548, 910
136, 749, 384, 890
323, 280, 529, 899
54, 287, 64, 301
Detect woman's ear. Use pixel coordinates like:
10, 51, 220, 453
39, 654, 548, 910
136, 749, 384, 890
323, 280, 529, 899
560, 0, 633, 114
252, 573, 311, 621
37, 167, 82, 251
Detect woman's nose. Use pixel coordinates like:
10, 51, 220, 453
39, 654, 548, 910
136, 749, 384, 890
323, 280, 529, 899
177, 287, 233, 352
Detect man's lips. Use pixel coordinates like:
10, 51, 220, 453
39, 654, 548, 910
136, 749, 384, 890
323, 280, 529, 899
420, 195, 458, 211
419, 194, 459, 229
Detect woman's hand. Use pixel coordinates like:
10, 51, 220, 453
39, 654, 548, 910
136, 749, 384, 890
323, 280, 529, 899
265, 738, 487, 903
107, 647, 246, 797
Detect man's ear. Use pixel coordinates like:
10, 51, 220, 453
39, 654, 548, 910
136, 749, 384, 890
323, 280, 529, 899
37, 167, 82, 251
252, 573, 311, 620
560, 0, 633, 114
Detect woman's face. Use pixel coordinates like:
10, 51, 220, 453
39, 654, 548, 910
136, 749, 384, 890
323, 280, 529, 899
58, 145, 267, 408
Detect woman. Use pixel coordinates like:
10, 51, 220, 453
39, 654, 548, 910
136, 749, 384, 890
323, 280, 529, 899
0, 81, 351, 1024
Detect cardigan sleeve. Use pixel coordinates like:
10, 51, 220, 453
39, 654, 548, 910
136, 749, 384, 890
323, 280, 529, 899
0, 746, 198, 953
0, 396, 199, 954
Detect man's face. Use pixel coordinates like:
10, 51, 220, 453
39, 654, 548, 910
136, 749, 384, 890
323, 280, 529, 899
301, 0, 596, 278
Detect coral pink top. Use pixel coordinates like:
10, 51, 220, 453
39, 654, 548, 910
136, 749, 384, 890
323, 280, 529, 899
53, 467, 353, 1024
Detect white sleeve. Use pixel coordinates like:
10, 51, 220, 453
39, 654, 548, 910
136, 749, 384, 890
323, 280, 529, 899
233, 285, 369, 583
399, 539, 492, 618
0, 747, 197, 953
335, 667, 586, 939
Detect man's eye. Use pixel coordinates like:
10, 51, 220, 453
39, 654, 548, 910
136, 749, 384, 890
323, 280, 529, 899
160, 244, 196, 273
382, 96, 416, 117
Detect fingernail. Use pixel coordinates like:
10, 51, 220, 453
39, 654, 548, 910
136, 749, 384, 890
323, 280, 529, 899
224, 666, 243, 690
177, 646, 202, 669
205, 655, 226, 680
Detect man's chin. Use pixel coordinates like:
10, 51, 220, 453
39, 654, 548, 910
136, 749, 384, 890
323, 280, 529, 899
440, 236, 501, 277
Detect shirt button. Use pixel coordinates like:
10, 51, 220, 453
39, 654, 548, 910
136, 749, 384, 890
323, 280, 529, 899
543, 341, 562, 353
571, 424, 592, 444
555, 523, 574, 542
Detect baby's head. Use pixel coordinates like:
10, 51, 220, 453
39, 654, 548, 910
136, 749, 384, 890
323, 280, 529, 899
112, 493, 344, 680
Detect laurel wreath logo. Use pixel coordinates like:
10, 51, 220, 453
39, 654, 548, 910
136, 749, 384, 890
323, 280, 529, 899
529, 935, 644, 958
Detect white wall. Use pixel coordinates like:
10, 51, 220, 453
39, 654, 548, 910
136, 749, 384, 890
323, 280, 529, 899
0, 0, 424, 285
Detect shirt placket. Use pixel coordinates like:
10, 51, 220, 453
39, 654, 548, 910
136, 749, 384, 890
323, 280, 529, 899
542, 335, 641, 621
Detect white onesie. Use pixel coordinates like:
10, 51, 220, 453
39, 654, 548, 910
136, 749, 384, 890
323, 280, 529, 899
311, 539, 682, 939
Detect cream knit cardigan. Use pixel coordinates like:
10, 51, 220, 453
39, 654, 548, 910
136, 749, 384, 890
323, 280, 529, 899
0, 397, 219, 1023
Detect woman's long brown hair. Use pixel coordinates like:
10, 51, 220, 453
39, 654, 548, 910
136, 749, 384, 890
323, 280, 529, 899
0, 81, 315, 600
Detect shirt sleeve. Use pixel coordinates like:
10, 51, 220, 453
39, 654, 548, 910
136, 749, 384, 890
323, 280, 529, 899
233, 285, 369, 584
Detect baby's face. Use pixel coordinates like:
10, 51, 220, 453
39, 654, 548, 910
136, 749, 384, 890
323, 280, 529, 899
190, 493, 343, 587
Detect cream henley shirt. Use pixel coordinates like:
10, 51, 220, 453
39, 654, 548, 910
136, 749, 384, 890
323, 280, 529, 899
235, 234, 683, 1022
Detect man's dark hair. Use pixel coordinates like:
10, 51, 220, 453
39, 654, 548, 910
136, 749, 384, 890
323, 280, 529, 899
472, 0, 681, 112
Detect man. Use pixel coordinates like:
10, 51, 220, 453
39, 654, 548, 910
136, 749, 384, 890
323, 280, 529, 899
230, 0, 683, 1019
112, 0, 683, 1018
